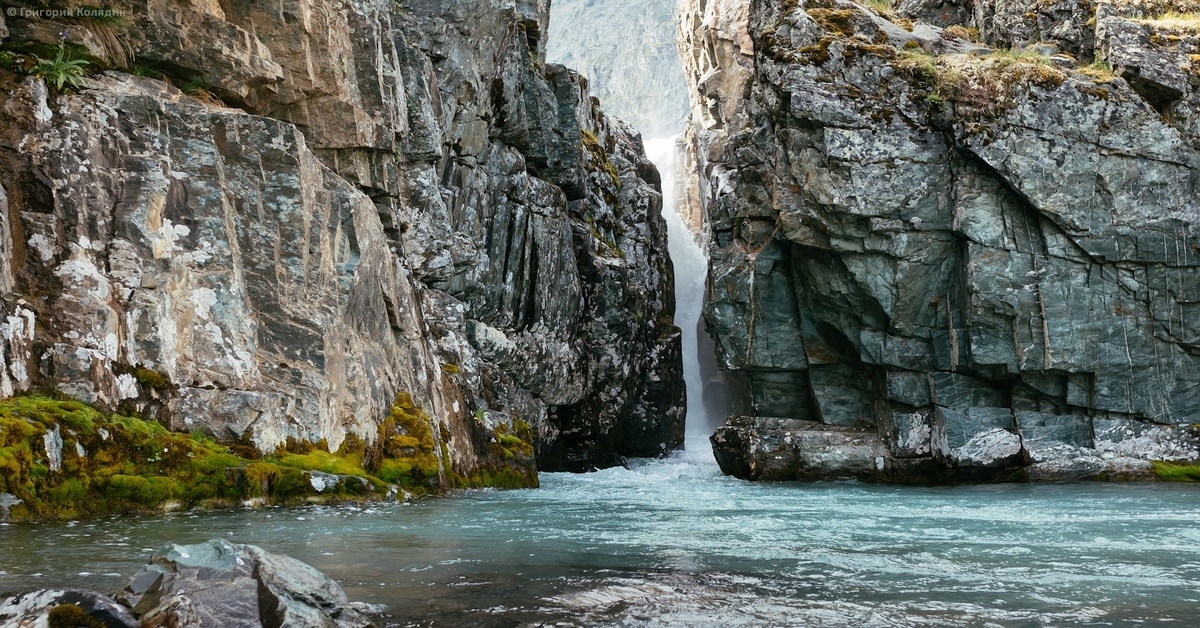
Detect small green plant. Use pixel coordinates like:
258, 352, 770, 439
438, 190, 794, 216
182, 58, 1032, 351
129, 63, 164, 79
31, 44, 90, 90
179, 75, 208, 94
0, 51, 15, 70
1078, 58, 1117, 82
133, 367, 171, 391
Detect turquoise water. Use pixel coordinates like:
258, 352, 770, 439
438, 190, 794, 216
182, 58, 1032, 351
2, 454, 1199, 626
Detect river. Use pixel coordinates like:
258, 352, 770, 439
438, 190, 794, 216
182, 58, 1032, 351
2, 459, 1200, 626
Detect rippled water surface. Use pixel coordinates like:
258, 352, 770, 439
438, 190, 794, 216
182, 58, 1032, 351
2, 455, 1200, 626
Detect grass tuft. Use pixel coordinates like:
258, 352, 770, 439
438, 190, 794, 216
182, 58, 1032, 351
1139, 11, 1200, 31
1078, 58, 1118, 82
1151, 461, 1200, 482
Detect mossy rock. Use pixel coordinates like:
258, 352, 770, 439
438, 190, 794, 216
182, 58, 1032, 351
0, 391, 541, 522
48, 604, 105, 628
1151, 461, 1200, 482
0, 394, 422, 521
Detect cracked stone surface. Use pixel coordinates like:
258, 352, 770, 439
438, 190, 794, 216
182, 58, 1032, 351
683, 0, 1200, 482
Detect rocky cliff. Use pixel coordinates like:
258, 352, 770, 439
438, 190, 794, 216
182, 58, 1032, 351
680, 0, 1200, 481
0, 0, 684, 487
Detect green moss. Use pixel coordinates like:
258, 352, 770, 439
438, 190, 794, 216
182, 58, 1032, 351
1151, 461, 1200, 482
453, 467, 537, 489
0, 394, 427, 521
0, 391, 544, 521
133, 367, 171, 391
278, 450, 367, 477
795, 36, 834, 65
445, 418, 538, 488
582, 130, 622, 189
807, 8, 857, 36
48, 604, 105, 628
104, 474, 177, 507
441, 362, 461, 374
366, 392, 442, 489
942, 24, 980, 42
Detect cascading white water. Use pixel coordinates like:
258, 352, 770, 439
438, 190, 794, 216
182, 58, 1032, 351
643, 136, 720, 461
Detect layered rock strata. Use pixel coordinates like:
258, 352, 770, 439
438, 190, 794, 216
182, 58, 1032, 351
0, 0, 683, 487
680, 0, 1200, 481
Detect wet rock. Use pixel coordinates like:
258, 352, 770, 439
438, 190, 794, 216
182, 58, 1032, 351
0, 493, 21, 523
681, 0, 1200, 482
0, 589, 139, 628
711, 416, 885, 480
122, 539, 379, 628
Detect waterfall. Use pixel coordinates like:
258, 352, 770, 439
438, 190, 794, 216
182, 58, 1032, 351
644, 137, 727, 462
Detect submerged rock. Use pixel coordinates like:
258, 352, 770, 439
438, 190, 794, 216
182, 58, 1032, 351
681, 0, 1200, 482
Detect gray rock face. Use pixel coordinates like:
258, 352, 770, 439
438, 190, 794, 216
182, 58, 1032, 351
683, 0, 1200, 482
0, 0, 683, 480
121, 539, 377, 628
547, 0, 690, 138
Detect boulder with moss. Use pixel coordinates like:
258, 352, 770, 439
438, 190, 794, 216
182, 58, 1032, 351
681, 0, 1200, 483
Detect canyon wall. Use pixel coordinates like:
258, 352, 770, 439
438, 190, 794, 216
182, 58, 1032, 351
0, 0, 684, 482
680, 0, 1200, 481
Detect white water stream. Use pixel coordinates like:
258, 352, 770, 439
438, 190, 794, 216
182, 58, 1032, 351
644, 135, 726, 460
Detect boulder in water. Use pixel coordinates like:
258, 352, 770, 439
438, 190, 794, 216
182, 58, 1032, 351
121, 539, 379, 628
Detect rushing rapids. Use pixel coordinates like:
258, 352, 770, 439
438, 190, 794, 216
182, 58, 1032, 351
2, 470, 1200, 626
